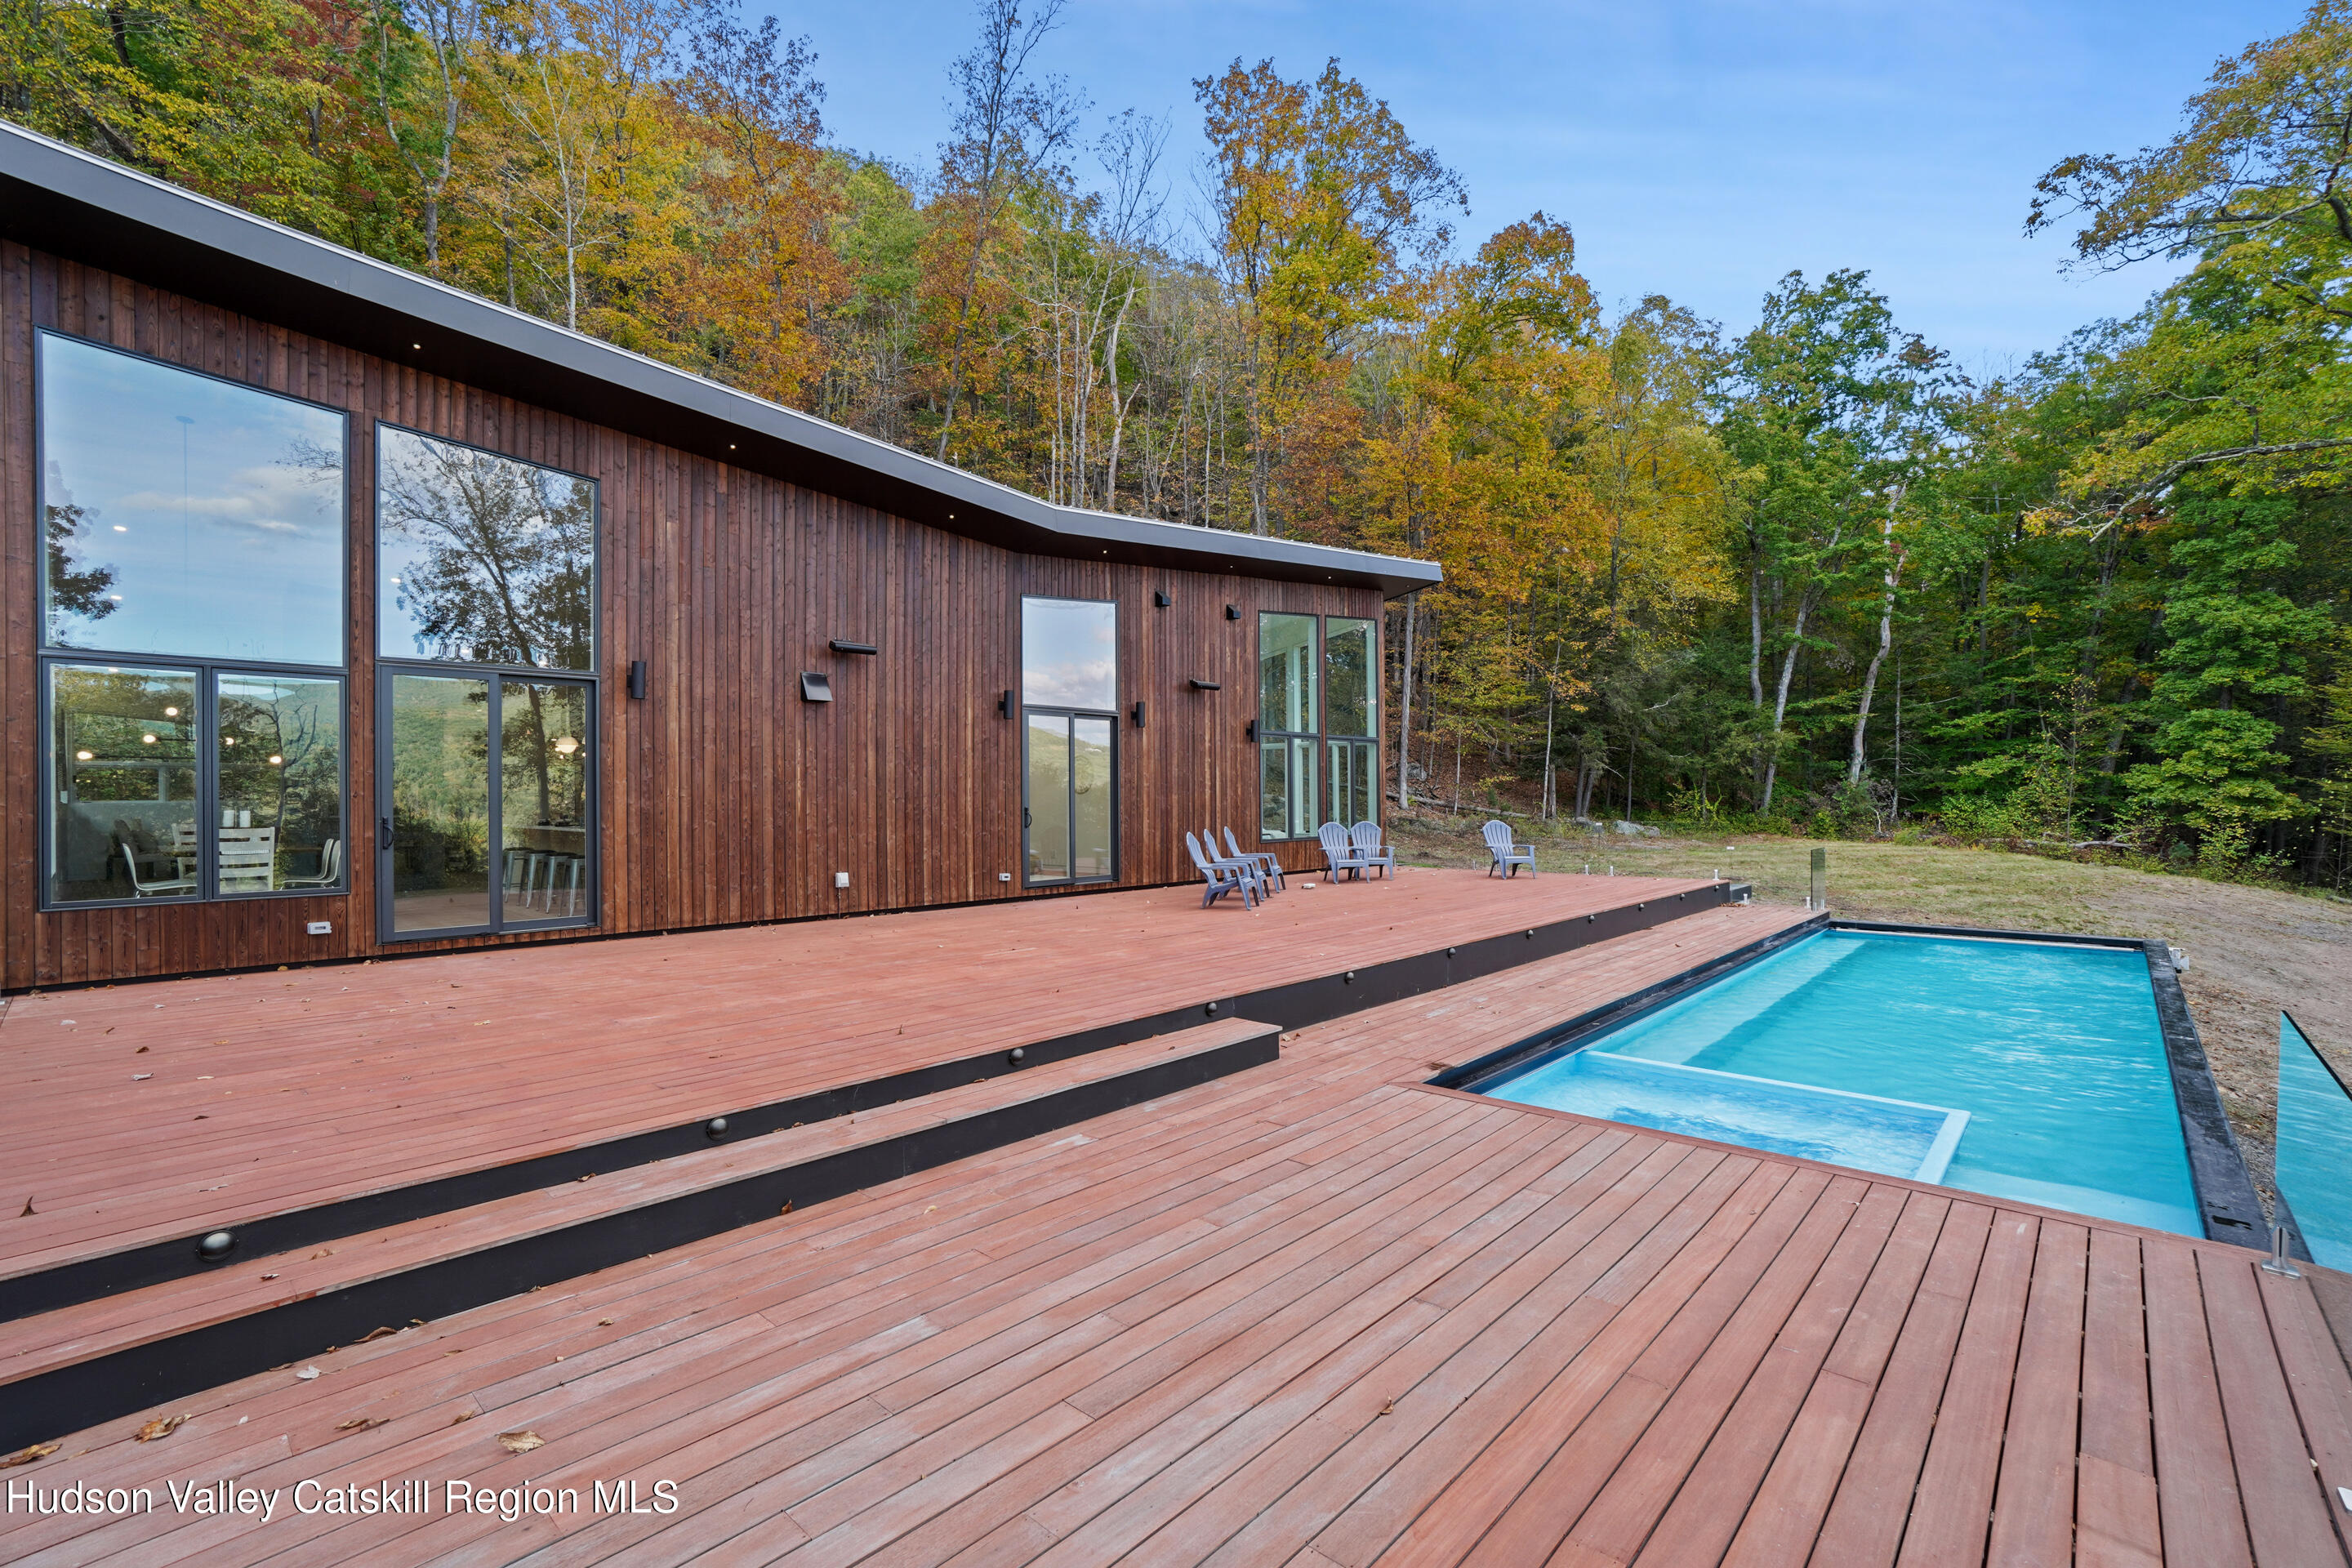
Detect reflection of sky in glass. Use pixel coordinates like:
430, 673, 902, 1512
41, 334, 345, 665
376, 427, 595, 669
1022, 598, 1117, 710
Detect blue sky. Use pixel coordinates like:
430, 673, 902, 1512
768, 0, 2304, 372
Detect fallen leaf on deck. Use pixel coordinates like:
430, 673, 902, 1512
1378, 1400, 1395, 1415
779, 1200, 792, 1215
131, 1073, 151, 1081
295, 1366, 321, 1381
355, 1326, 397, 1343
496, 1430, 545, 1454
134, 1414, 190, 1442
18, 1197, 31, 1217
597, 1319, 613, 1327
135, 1045, 148, 1054
335, 1417, 386, 1432
1, 1441, 60, 1468
450, 1410, 475, 1426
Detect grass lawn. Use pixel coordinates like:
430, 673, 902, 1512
1385, 807, 2352, 1215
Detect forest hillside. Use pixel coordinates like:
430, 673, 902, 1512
6, 0, 2350, 884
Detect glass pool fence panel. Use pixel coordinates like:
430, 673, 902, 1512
2277, 1011, 2352, 1271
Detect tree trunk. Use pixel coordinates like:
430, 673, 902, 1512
1848, 494, 1903, 782
1396, 592, 1417, 809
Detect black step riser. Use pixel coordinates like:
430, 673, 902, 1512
0, 1027, 1278, 1453
2, 881, 1734, 1321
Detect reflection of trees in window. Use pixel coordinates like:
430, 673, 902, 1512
44, 499, 119, 635
379, 430, 593, 669
218, 678, 342, 877
501, 683, 587, 828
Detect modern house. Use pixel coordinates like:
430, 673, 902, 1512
0, 122, 1440, 991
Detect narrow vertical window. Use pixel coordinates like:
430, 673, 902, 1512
1021, 597, 1118, 885
1258, 612, 1320, 840
1325, 617, 1378, 829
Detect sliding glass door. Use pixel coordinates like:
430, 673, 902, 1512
1025, 712, 1114, 884
382, 671, 594, 937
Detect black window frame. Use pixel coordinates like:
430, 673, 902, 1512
33, 329, 354, 910
1257, 611, 1380, 844
374, 668, 599, 941
1322, 613, 1381, 831
1018, 595, 1120, 889
39, 655, 352, 909
372, 420, 602, 943
34, 327, 354, 667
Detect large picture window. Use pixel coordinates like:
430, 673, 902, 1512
38, 336, 350, 907
48, 662, 345, 904
1259, 612, 1379, 840
377, 427, 598, 939
39, 332, 346, 666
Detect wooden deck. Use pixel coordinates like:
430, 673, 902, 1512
0, 869, 1719, 1284
6, 902, 2348, 1566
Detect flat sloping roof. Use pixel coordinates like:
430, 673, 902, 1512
0, 122, 1441, 599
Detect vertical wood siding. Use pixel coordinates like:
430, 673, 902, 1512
0, 243, 1380, 988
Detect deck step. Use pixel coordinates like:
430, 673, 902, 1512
0, 1016, 1280, 1452
2, 879, 1736, 1322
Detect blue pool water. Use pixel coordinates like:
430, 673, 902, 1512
1481, 929, 2202, 1235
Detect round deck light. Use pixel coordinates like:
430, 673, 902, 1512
705, 1116, 728, 1138
553, 736, 580, 755
1009, 1047, 1025, 1065
198, 1231, 234, 1261
75, 750, 93, 761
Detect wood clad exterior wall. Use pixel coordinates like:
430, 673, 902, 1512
1, 243, 1382, 989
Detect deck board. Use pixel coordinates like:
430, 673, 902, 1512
6, 898, 2350, 1567
0, 870, 1719, 1279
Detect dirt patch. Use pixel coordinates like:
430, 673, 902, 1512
1387, 809, 2352, 1213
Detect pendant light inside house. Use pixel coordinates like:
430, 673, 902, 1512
553, 735, 581, 755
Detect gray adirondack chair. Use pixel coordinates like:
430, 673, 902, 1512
1220, 826, 1285, 892
1349, 821, 1393, 878
1185, 831, 1259, 908
1482, 819, 1536, 878
1317, 821, 1370, 880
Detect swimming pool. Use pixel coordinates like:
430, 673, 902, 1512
1474, 927, 2204, 1235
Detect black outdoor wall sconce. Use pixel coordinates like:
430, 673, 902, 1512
1188, 678, 1222, 691
800, 671, 833, 702
1224, 604, 1241, 621
829, 639, 879, 655
1246, 718, 1258, 741
998, 688, 1015, 718
1132, 700, 1147, 728
1155, 590, 1172, 608
628, 660, 648, 700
